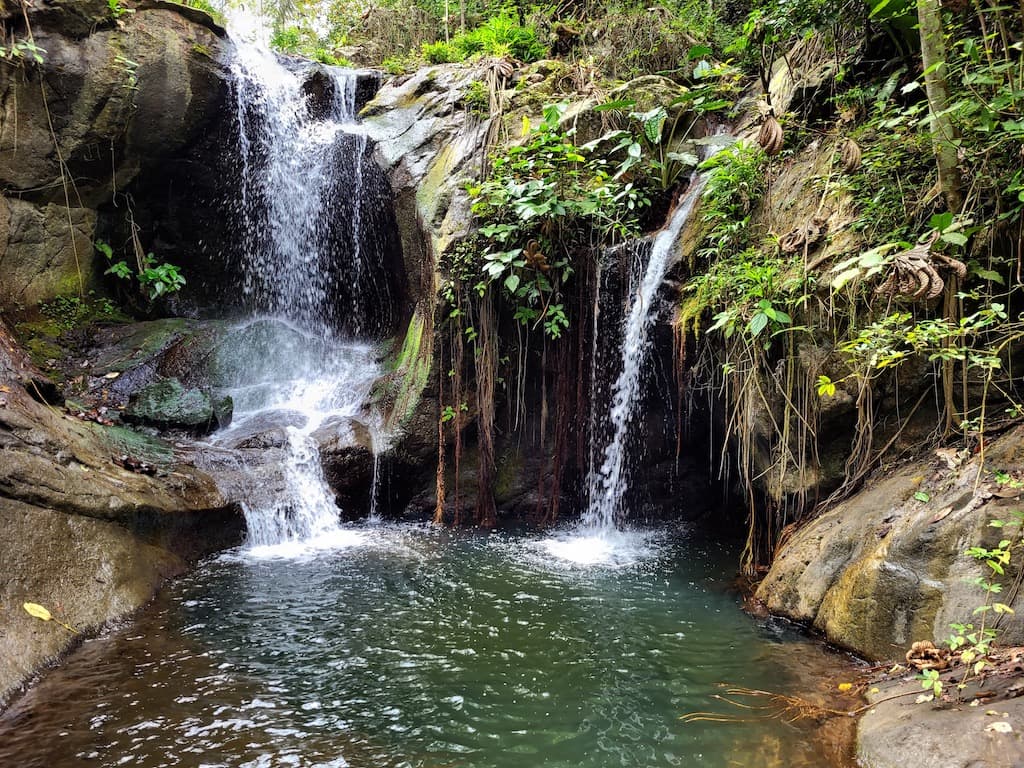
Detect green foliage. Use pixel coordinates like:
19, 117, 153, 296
941, 508, 1024, 691
422, 15, 546, 64
458, 102, 649, 338
685, 250, 801, 343
39, 293, 119, 330
0, 38, 46, 64
270, 26, 305, 53
464, 80, 491, 117
696, 140, 767, 259
108, 0, 135, 20
98, 241, 186, 301
918, 668, 943, 700
115, 55, 139, 91
421, 40, 461, 64
455, 14, 546, 62
840, 75, 934, 244
838, 305, 1008, 376
381, 55, 415, 75
588, 59, 739, 192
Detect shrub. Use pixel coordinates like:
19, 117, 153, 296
421, 40, 462, 64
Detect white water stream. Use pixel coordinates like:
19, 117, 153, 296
214, 19, 385, 553
583, 175, 707, 532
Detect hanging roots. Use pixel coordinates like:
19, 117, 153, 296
779, 216, 827, 254
758, 115, 784, 156
839, 138, 862, 172
875, 233, 967, 301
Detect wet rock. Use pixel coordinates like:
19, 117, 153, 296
0, 199, 98, 311
314, 416, 375, 517
0, 319, 240, 709
218, 410, 308, 450
0, 0, 231, 314
298, 64, 381, 119
123, 376, 232, 434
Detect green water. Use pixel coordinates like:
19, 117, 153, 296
0, 524, 856, 767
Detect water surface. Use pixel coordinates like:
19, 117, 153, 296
0, 525, 856, 767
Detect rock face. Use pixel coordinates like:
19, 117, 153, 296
756, 426, 1024, 661
0, 317, 240, 709
0, 0, 231, 313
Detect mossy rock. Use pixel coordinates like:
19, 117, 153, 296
123, 376, 232, 434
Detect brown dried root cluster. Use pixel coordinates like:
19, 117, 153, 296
875, 233, 967, 301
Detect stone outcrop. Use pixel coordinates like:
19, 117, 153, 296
0, 0, 231, 313
757, 426, 1024, 661
0, 314, 239, 708
857, 676, 1024, 768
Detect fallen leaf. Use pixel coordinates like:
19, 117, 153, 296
23, 602, 52, 622
930, 506, 953, 524
838, 682, 853, 692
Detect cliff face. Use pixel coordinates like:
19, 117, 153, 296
0, 0, 241, 709
0, 0, 231, 311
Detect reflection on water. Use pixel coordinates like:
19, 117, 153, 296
0, 525, 857, 767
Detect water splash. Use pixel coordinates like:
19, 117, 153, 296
583, 176, 708, 533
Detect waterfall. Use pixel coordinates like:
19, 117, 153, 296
583, 176, 707, 532
213, 21, 389, 552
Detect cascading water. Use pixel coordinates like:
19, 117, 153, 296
583, 175, 708, 533
211, 19, 391, 551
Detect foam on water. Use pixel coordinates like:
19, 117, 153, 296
535, 528, 665, 569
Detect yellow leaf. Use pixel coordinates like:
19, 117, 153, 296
23, 602, 52, 622
838, 682, 853, 692
521, 116, 531, 137
869, 687, 880, 694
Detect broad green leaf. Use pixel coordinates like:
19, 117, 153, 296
593, 99, 635, 112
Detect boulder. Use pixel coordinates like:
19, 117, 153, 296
0, 198, 98, 310
757, 425, 1024, 661
123, 376, 232, 434
0, 0, 231, 314
0, 318, 240, 708
857, 676, 1024, 768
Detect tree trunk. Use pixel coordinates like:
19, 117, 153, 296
918, 0, 964, 213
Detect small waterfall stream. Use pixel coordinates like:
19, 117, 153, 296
213, 24, 388, 551
583, 176, 707, 533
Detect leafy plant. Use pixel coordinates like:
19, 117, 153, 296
108, 0, 135, 20
98, 240, 186, 301
454, 14, 545, 62
463, 102, 649, 338
1, 38, 45, 64
421, 40, 461, 64
940, 507, 1024, 693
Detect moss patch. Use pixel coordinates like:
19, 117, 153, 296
384, 308, 433, 429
